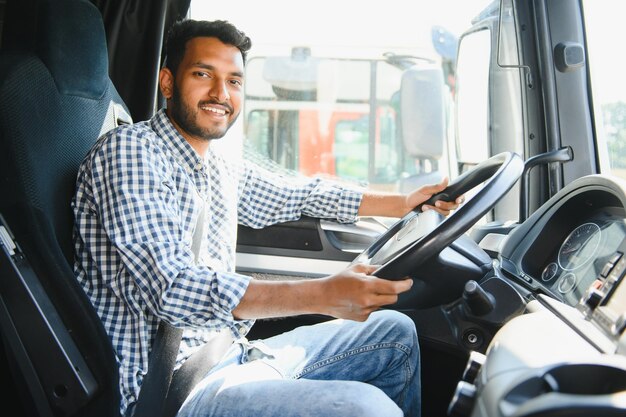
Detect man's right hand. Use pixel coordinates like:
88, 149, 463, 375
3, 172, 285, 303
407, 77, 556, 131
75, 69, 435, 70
318, 263, 413, 322
233, 263, 413, 322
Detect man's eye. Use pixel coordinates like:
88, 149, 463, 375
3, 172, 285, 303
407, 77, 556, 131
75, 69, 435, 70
230, 79, 243, 86
194, 71, 209, 78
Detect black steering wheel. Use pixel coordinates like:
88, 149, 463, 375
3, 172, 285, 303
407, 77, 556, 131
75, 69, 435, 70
351, 152, 525, 279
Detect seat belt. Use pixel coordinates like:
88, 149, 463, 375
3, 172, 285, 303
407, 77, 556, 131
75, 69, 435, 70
133, 194, 233, 417
161, 331, 233, 417
132, 322, 183, 417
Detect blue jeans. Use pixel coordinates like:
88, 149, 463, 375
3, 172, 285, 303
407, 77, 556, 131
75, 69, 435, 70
177, 310, 421, 417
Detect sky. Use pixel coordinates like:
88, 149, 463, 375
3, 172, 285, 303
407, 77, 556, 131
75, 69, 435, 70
189, 0, 495, 58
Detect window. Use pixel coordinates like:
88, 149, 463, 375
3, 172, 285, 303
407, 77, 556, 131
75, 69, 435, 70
583, 0, 626, 178
190, 0, 494, 193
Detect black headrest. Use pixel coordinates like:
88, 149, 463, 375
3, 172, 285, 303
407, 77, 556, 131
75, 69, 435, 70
0, 0, 130, 262
36, 0, 109, 98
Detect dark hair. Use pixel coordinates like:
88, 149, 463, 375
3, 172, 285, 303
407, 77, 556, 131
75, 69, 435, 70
164, 19, 252, 76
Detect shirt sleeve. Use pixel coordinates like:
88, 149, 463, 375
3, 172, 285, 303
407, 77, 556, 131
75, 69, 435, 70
237, 161, 365, 229
85, 128, 251, 330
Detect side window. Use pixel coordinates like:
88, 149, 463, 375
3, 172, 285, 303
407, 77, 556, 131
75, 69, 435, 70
583, 0, 626, 178
189, 0, 496, 197
453, 0, 524, 223
246, 110, 271, 159
243, 55, 437, 190
333, 107, 398, 183
334, 117, 369, 182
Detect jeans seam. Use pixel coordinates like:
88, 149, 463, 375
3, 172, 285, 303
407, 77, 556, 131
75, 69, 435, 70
293, 342, 411, 379
398, 350, 413, 407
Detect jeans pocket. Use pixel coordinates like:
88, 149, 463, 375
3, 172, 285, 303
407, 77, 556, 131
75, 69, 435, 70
236, 339, 276, 364
235, 339, 285, 379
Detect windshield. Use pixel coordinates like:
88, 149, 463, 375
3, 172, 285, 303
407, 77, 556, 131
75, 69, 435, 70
189, 0, 493, 193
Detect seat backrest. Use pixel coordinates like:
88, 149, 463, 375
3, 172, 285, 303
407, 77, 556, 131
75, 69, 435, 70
0, 0, 131, 415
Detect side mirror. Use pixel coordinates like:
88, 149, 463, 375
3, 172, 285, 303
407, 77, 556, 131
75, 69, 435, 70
400, 66, 446, 160
455, 28, 491, 166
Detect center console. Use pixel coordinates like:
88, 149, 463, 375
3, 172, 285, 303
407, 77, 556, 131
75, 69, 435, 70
447, 240, 626, 417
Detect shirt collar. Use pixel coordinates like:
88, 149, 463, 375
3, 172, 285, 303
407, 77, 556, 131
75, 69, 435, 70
151, 108, 206, 172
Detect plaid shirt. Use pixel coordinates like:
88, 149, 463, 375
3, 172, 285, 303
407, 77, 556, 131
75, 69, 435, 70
72, 109, 363, 414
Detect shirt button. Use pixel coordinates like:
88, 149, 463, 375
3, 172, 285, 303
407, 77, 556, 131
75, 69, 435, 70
195, 162, 204, 171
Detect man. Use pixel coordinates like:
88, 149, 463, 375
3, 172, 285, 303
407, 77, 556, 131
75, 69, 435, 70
72, 19, 461, 417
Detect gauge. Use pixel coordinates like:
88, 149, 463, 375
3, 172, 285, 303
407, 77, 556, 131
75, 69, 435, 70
557, 222, 602, 271
541, 262, 559, 282
557, 272, 578, 293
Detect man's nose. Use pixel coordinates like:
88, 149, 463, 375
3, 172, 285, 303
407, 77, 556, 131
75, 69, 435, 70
209, 80, 230, 102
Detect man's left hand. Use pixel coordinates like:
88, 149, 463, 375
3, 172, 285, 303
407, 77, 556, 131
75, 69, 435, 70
406, 177, 464, 216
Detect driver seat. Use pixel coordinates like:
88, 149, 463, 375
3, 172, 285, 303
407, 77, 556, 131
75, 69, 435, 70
0, 0, 131, 415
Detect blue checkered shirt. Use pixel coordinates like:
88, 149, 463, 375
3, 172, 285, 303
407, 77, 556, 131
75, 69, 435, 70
72, 109, 364, 414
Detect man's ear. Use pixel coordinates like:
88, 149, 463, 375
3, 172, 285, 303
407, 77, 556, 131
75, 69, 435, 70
159, 67, 174, 100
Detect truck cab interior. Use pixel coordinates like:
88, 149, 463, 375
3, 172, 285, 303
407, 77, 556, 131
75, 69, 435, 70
1, 0, 625, 417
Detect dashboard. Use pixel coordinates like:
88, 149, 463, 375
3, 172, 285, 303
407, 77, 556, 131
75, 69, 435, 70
528, 212, 625, 306
447, 175, 626, 417
500, 177, 626, 308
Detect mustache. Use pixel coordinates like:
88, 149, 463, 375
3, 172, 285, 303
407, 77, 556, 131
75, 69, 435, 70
198, 99, 233, 114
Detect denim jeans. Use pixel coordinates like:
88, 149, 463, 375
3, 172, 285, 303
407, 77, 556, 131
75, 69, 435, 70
176, 309, 421, 417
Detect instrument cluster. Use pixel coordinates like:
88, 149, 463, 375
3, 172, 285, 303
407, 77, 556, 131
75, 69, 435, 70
537, 216, 626, 306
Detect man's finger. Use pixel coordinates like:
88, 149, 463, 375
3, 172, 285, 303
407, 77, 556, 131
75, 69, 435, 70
352, 263, 379, 275
370, 277, 413, 294
372, 293, 400, 307
420, 177, 449, 194
435, 200, 459, 211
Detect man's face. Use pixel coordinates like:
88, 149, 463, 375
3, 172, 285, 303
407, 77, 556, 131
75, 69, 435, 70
162, 37, 244, 143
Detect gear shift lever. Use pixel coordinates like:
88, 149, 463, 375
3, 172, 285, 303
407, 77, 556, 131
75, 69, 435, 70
462, 280, 496, 316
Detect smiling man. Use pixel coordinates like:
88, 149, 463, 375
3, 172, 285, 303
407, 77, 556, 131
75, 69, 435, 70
72, 19, 461, 417
161, 35, 243, 150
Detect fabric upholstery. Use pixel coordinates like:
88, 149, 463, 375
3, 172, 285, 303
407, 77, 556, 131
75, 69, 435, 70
0, 0, 131, 416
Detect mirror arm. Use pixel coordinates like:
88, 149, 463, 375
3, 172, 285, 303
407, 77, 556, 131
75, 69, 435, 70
519, 147, 573, 222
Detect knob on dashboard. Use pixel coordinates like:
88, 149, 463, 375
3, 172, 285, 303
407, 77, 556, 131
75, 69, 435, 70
447, 381, 477, 417
583, 287, 605, 310
614, 312, 626, 335
462, 351, 486, 383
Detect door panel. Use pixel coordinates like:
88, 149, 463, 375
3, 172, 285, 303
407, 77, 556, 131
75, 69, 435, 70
236, 216, 388, 277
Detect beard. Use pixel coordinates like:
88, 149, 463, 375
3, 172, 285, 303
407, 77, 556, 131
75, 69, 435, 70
169, 86, 239, 141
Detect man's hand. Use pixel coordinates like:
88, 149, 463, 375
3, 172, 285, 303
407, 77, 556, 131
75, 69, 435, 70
233, 263, 412, 322
318, 263, 413, 321
358, 177, 464, 218
407, 177, 464, 216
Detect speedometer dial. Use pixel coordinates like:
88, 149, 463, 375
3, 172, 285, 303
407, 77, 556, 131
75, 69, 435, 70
557, 222, 602, 271
541, 262, 558, 281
